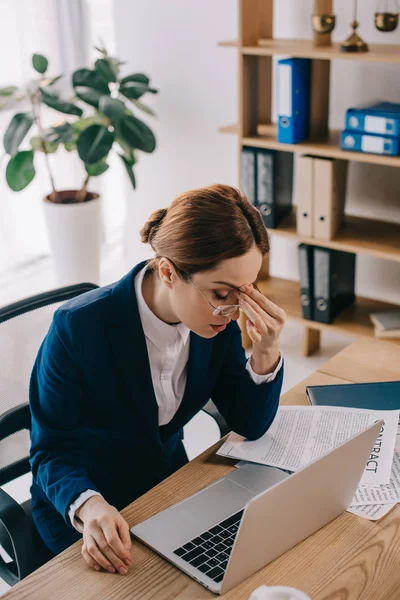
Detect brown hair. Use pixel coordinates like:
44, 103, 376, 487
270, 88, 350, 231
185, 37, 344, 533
140, 184, 270, 278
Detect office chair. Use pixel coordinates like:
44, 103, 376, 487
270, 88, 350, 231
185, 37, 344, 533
0, 283, 228, 586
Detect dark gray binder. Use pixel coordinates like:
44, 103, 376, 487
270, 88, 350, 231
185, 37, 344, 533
313, 247, 356, 324
240, 147, 294, 227
256, 149, 294, 229
240, 147, 256, 205
298, 243, 314, 321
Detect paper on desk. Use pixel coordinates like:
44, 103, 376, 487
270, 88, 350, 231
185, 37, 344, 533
347, 502, 397, 521
351, 438, 400, 506
217, 406, 399, 486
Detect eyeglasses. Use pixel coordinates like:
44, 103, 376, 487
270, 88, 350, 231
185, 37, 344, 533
188, 277, 261, 317
164, 258, 260, 318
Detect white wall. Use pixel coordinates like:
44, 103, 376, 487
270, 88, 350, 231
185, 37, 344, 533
114, 0, 400, 304
113, 0, 238, 264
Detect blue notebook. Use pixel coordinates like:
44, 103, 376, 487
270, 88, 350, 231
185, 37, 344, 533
307, 380, 400, 411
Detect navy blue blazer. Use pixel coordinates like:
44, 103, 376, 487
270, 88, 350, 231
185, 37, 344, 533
29, 261, 283, 555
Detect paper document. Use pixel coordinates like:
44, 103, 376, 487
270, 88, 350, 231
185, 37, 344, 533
347, 503, 396, 521
352, 438, 400, 506
217, 406, 399, 486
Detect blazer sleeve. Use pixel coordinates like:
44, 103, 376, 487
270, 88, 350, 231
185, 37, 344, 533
210, 322, 283, 441
29, 308, 101, 526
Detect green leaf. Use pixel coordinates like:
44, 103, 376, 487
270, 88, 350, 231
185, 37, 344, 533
72, 68, 110, 94
95, 58, 117, 83
99, 96, 125, 118
6, 150, 35, 191
120, 73, 150, 87
32, 54, 48, 74
115, 135, 131, 156
77, 124, 114, 164
3, 112, 34, 155
64, 141, 77, 152
94, 45, 107, 56
74, 86, 103, 108
47, 122, 75, 144
119, 153, 136, 189
85, 160, 109, 176
30, 135, 58, 153
40, 88, 83, 116
0, 86, 18, 97
120, 81, 158, 100
72, 116, 101, 132
128, 97, 156, 117
117, 114, 156, 153
118, 144, 137, 165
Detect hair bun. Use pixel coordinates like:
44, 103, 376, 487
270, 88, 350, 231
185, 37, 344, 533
140, 207, 168, 246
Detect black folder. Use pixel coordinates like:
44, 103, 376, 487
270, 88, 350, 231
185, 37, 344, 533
307, 380, 400, 410
313, 247, 356, 324
298, 243, 314, 321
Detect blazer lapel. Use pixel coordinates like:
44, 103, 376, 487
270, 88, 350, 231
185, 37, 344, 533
106, 263, 161, 449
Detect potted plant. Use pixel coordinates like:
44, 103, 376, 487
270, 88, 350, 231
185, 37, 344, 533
1, 45, 157, 284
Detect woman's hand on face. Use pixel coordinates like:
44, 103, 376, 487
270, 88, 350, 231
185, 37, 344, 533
234, 284, 286, 352
76, 496, 132, 575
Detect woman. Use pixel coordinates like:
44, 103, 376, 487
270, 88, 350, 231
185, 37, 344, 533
29, 184, 286, 576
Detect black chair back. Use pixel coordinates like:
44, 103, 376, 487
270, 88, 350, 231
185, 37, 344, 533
0, 284, 98, 586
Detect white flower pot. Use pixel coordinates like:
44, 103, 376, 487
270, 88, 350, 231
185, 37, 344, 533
43, 191, 102, 286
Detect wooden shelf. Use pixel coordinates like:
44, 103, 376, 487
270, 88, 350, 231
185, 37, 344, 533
219, 39, 400, 64
240, 126, 400, 167
219, 122, 400, 166
256, 277, 400, 342
268, 211, 400, 264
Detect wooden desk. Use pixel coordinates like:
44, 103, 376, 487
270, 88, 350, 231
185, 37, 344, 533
4, 340, 400, 600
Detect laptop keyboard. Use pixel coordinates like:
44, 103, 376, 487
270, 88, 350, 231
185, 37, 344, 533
173, 509, 244, 584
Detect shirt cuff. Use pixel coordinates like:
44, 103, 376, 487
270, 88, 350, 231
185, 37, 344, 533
245, 353, 283, 385
69, 490, 103, 533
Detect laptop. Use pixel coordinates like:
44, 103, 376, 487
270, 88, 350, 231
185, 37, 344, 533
131, 420, 382, 595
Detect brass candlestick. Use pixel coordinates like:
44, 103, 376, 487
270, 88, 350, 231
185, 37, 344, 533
341, 0, 369, 52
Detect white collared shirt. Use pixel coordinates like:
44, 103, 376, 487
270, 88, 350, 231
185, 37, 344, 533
69, 263, 283, 530
134, 263, 191, 426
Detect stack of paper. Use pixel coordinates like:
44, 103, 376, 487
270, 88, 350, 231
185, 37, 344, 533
217, 405, 400, 521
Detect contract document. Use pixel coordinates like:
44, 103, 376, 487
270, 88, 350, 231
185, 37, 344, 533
351, 437, 400, 505
217, 405, 399, 486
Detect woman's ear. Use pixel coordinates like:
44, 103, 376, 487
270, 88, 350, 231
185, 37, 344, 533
158, 258, 174, 289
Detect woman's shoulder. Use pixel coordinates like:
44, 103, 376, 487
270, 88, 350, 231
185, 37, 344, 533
53, 284, 114, 334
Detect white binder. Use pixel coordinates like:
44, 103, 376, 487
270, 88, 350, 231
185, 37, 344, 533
296, 155, 314, 237
296, 156, 348, 241
313, 158, 348, 241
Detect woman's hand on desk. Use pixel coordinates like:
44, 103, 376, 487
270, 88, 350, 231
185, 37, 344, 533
76, 495, 132, 575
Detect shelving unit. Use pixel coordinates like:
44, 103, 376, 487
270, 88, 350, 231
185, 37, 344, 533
220, 38, 400, 64
220, 0, 400, 355
222, 123, 400, 166
268, 211, 400, 264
